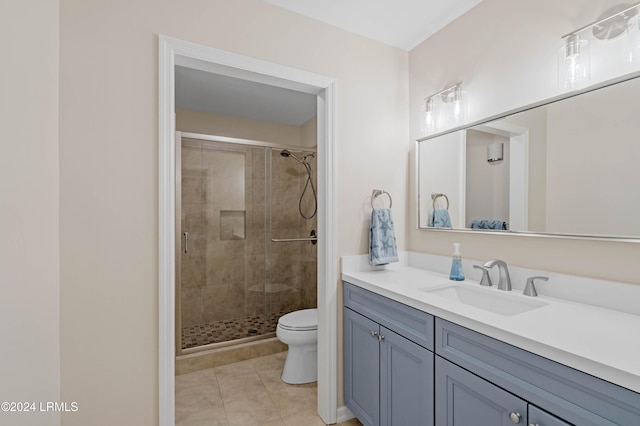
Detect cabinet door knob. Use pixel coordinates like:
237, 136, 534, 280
370, 330, 378, 338
378, 335, 385, 341
509, 412, 521, 424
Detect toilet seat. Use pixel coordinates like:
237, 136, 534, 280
278, 308, 317, 331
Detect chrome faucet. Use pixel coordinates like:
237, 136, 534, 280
472, 265, 493, 287
483, 259, 512, 291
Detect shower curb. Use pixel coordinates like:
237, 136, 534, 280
175, 336, 287, 375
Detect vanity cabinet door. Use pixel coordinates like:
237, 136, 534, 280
344, 308, 380, 426
436, 356, 528, 426
528, 405, 570, 426
380, 326, 434, 426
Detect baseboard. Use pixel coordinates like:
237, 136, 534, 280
336, 405, 355, 423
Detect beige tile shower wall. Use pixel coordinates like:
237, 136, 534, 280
180, 144, 318, 330
181, 141, 251, 327
270, 150, 318, 315
246, 148, 268, 317
409, 0, 640, 284
178, 114, 319, 325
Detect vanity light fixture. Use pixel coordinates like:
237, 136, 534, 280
559, 2, 640, 88
628, 13, 640, 61
558, 33, 591, 89
423, 97, 436, 133
445, 83, 466, 126
423, 82, 466, 133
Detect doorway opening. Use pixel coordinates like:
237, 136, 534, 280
158, 36, 338, 426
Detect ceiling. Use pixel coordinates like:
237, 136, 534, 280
264, 0, 483, 50
175, 66, 317, 127
176, 1, 483, 126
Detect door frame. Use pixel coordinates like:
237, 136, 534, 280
158, 35, 338, 425
471, 121, 529, 231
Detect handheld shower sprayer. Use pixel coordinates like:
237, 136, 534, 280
279, 149, 318, 219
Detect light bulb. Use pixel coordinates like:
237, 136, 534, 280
446, 86, 466, 126
423, 98, 436, 133
558, 34, 590, 89
628, 14, 640, 62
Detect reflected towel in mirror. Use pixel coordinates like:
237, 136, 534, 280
471, 220, 507, 230
369, 208, 399, 266
430, 209, 452, 228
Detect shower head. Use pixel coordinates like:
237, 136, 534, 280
280, 149, 304, 163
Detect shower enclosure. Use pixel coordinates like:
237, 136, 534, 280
176, 132, 318, 354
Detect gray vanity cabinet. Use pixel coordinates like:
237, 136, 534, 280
528, 405, 570, 426
343, 283, 640, 426
343, 308, 380, 426
344, 283, 435, 426
436, 356, 527, 426
436, 318, 640, 426
436, 356, 571, 426
379, 324, 433, 425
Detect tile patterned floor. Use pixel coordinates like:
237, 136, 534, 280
182, 313, 286, 349
176, 352, 363, 426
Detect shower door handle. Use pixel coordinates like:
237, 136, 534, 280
183, 231, 189, 254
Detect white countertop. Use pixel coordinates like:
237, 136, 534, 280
341, 252, 640, 394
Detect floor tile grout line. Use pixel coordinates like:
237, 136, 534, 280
210, 370, 230, 425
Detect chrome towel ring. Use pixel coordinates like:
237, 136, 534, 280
371, 189, 392, 209
431, 193, 449, 210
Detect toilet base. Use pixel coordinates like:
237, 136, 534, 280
281, 344, 317, 384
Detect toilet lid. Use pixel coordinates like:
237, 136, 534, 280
278, 309, 318, 331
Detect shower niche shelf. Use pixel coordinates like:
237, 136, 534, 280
220, 210, 246, 240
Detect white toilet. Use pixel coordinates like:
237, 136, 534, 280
276, 308, 318, 384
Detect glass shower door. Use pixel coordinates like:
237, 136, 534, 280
177, 136, 268, 352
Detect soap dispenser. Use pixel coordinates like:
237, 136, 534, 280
449, 243, 465, 281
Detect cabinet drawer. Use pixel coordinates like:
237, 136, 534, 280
344, 282, 434, 351
529, 405, 570, 426
436, 318, 640, 426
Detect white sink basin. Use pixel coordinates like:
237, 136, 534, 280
421, 284, 548, 316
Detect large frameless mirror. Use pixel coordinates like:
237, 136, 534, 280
417, 73, 640, 239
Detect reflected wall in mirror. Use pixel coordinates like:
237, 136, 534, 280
418, 74, 640, 239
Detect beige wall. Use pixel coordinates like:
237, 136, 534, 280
60, 0, 408, 424
501, 107, 548, 232
54, 1, 640, 424
409, 0, 640, 284
418, 131, 465, 228
0, 1, 61, 425
545, 79, 640, 236
301, 117, 318, 147
465, 130, 510, 227
177, 108, 309, 146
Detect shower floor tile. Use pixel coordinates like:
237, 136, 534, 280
181, 312, 285, 349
